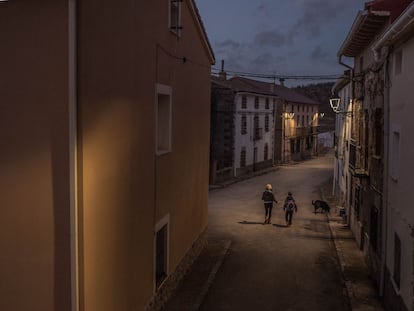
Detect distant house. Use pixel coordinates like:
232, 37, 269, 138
0, 1, 214, 311
210, 75, 320, 184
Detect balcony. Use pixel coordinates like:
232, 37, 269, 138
349, 143, 369, 178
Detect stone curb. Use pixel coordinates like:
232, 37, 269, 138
320, 188, 355, 311
191, 240, 232, 310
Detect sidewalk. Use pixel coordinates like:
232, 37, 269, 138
322, 184, 385, 311
162, 240, 231, 311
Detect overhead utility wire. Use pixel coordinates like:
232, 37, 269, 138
211, 68, 342, 80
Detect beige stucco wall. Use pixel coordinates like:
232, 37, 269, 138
0, 1, 211, 310
0, 2, 72, 311
78, 0, 211, 310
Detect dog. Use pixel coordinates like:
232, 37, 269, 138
312, 200, 330, 213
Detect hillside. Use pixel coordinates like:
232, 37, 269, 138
293, 82, 335, 133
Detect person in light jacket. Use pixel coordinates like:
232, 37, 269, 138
261, 184, 278, 224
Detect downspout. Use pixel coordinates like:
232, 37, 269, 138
372, 31, 392, 301
69, 1, 79, 310
380, 50, 390, 299
337, 55, 354, 225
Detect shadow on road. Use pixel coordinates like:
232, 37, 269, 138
238, 221, 263, 225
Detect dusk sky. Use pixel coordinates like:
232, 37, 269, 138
195, 0, 366, 86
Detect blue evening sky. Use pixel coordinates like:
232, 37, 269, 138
195, 0, 366, 86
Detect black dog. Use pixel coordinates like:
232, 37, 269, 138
312, 200, 330, 213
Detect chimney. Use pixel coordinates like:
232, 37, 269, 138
219, 59, 227, 80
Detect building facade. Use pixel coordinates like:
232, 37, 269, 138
372, 2, 414, 310
0, 1, 214, 310
233, 92, 276, 177
210, 76, 320, 184
333, 1, 414, 310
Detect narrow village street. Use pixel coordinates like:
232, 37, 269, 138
164, 151, 362, 311
202, 152, 347, 311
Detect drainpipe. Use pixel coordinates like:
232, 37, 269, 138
380, 50, 390, 299
68, 1, 79, 310
337, 55, 354, 226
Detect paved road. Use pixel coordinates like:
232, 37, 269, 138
201, 153, 349, 311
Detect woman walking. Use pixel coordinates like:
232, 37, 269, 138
261, 184, 278, 224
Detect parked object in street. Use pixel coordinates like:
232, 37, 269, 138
284, 192, 297, 226
312, 200, 330, 213
261, 184, 278, 224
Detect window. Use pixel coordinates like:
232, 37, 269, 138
395, 49, 402, 75
169, 0, 182, 35
391, 129, 400, 180
242, 95, 247, 109
301, 115, 304, 127
240, 147, 246, 167
156, 84, 172, 155
241, 114, 247, 135
253, 114, 261, 140
254, 97, 259, 109
264, 143, 268, 160
265, 98, 269, 109
265, 114, 269, 132
290, 139, 295, 154
155, 215, 169, 288
393, 233, 401, 289
374, 108, 382, 156
370, 206, 379, 252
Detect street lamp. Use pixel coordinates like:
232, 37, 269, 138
329, 96, 352, 116
329, 97, 341, 111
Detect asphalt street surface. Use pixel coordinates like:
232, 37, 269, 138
201, 153, 349, 311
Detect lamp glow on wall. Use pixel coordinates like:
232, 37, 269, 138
283, 111, 295, 119
329, 96, 352, 116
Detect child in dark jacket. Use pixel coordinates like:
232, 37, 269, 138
283, 192, 297, 226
